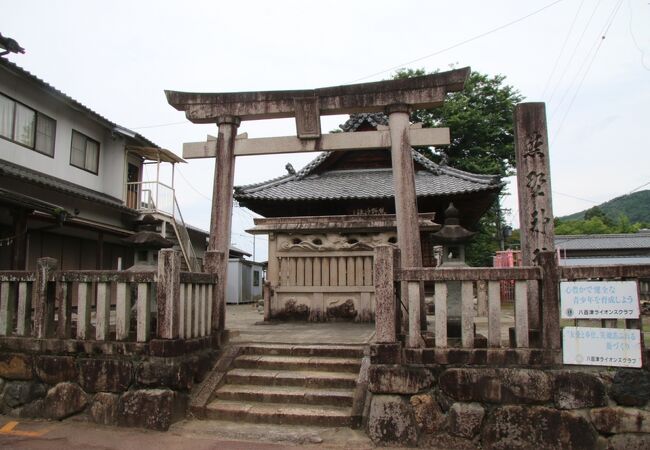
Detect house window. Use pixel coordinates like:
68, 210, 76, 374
253, 270, 260, 287
0, 93, 56, 156
70, 130, 99, 174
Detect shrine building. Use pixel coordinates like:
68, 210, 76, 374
235, 113, 503, 322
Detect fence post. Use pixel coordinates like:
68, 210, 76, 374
34, 257, 57, 338
263, 281, 271, 321
157, 249, 180, 339
536, 251, 561, 350
204, 250, 226, 333
374, 246, 399, 343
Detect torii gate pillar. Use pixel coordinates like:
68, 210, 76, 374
387, 104, 425, 347
205, 115, 240, 332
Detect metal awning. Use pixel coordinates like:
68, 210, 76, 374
126, 146, 186, 164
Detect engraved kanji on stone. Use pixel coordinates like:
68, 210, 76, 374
524, 131, 544, 158
526, 171, 547, 198
530, 208, 551, 235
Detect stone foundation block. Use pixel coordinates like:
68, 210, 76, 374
439, 368, 551, 404
136, 358, 192, 391
553, 371, 607, 409
420, 432, 479, 450
448, 402, 485, 438
590, 406, 650, 434
610, 369, 650, 407
79, 358, 132, 393
1, 380, 46, 409
89, 392, 120, 426
0, 353, 33, 380
118, 389, 185, 431
370, 343, 402, 364
42, 382, 88, 420
368, 365, 434, 394
410, 393, 445, 434
481, 405, 597, 450
367, 395, 418, 446
35, 355, 77, 385
189, 351, 217, 383
608, 433, 650, 450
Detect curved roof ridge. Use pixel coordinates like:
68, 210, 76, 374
294, 152, 332, 180
234, 172, 295, 194
411, 150, 501, 185
339, 112, 389, 132
235, 147, 502, 194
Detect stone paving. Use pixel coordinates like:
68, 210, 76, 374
226, 303, 515, 346
226, 304, 376, 345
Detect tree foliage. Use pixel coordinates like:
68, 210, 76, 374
561, 190, 650, 224
555, 214, 646, 235
394, 68, 523, 178
393, 68, 523, 266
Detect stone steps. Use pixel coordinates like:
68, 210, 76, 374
225, 368, 358, 389
205, 400, 352, 427
233, 354, 361, 373
214, 384, 354, 407
203, 344, 365, 428
242, 343, 365, 359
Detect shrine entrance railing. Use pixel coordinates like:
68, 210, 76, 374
373, 246, 649, 367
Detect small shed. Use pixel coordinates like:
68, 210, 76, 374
226, 245, 265, 304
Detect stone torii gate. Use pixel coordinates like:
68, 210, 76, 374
165, 68, 470, 347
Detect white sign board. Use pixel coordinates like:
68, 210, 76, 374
563, 326, 642, 368
560, 281, 639, 319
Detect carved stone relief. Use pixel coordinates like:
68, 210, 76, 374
278, 232, 397, 252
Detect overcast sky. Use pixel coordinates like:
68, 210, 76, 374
3, 0, 649, 261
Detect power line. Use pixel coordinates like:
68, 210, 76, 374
551, 0, 624, 143
627, 0, 650, 71
628, 181, 650, 195
349, 0, 566, 83
541, 0, 586, 98
552, 190, 600, 204
176, 167, 212, 201
130, 120, 187, 130
546, 0, 604, 105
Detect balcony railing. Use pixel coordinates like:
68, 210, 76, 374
125, 181, 200, 272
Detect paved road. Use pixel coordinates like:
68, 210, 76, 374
0, 416, 376, 450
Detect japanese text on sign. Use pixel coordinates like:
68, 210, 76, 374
560, 281, 639, 319
563, 326, 641, 368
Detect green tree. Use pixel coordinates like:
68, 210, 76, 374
393, 68, 524, 266
554, 213, 642, 235
583, 206, 614, 227
394, 68, 523, 177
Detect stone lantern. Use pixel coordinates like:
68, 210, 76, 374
433, 203, 475, 338
122, 215, 174, 271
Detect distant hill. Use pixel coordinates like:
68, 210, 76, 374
561, 190, 650, 223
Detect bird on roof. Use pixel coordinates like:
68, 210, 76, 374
0, 33, 25, 56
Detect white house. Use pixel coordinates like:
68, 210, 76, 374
0, 56, 206, 271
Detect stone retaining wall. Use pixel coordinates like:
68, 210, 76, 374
367, 364, 650, 449
0, 336, 219, 431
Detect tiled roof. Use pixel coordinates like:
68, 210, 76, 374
0, 57, 158, 148
235, 149, 501, 201
0, 159, 134, 212
555, 233, 650, 251
339, 113, 389, 132
559, 256, 650, 266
